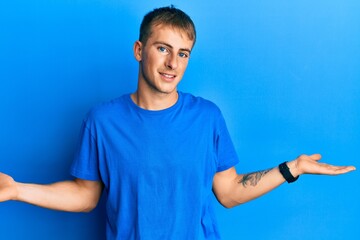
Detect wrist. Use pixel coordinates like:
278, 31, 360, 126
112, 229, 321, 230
12, 182, 21, 201
279, 161, 299, 183
286, 160, 301, 178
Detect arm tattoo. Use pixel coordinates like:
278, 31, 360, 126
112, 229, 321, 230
238, 169, 271, 187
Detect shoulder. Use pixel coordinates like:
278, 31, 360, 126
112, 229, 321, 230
180, 92, 221, 115
84, 94, 129, 123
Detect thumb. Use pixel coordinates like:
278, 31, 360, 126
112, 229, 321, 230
309, 153, 322, 161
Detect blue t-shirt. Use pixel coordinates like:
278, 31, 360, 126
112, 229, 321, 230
70, 92, 239, 240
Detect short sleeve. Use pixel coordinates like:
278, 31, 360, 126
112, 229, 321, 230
70, 120, 101, 181
215, 113, 239, 172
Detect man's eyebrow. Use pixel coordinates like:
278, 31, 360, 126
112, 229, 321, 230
154, 41, 191, 53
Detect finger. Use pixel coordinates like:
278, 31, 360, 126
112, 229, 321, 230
330, 166, 356, 175
318, 164, 356, 175
309, 153, 322, 161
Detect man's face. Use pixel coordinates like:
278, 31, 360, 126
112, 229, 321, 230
134, 24, 194, 96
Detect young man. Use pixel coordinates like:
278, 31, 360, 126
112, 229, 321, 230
0, 6, 356, 240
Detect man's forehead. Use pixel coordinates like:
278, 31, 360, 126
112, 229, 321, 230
149, 24, 194, 44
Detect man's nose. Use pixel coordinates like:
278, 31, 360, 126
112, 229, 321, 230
165, 53, 178, 70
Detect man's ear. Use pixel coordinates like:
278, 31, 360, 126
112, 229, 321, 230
133, 40, 143, 61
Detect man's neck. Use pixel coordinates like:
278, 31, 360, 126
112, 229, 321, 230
130, 90, 179, 111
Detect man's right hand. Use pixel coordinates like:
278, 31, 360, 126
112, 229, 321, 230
0, 172, 18, 202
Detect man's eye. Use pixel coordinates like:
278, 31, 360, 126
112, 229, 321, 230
179, 52, 189, 58
158, 47, 168, 53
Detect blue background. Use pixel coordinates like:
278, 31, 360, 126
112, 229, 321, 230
1, 0, 359, 239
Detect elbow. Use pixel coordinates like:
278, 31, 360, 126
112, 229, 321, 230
77, 206, 95, 213
220, 200, 243, 209
74, 199, 99, 213
80, 201, 99, 213
219, 202, 234, 209
81, 208, 94, 213
216, 195, 244, 209
222, 202, 237, 209
80, 205, 96, 213
73, 179, 103, 213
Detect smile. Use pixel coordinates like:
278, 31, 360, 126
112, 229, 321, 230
160, 72, 176, 80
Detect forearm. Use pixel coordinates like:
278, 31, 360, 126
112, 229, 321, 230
214, 160, 298, 208
238, 160, 300, 201
15, 179, 102, 212
233, 164, 291, 204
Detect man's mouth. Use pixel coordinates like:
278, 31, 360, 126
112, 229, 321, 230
160, 72, 176, 80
